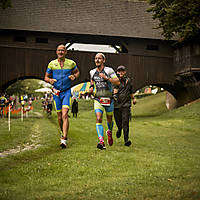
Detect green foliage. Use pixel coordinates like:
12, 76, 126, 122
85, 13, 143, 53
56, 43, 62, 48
0, 0, 11, 9
147, 0, 200, 41
6, 79, 43, 96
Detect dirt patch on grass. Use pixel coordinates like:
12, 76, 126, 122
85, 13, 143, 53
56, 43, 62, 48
0, 122, 42, 158
0, 143, 41, 158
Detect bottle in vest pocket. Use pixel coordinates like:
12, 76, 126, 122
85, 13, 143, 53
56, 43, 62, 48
52, 88, 60, 96
99, 97, 111, 106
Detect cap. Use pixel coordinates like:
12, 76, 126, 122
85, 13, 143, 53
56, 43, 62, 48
117, 65, 126, 71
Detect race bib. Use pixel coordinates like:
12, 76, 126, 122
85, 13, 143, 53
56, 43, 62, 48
99, 97, 111, 106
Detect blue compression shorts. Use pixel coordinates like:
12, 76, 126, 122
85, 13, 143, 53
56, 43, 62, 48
53, 89, 71, 112
94, 99, 114, 116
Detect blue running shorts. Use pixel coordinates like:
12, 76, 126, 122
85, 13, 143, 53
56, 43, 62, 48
53, 89, 71, 112
94, 99, 114, 116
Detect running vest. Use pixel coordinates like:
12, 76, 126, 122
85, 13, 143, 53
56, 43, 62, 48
90, 66, 117, 98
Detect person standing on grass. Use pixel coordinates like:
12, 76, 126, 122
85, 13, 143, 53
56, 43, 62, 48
113, 65, 136, 146
44, 44, 80, 148
72, 99, 78, 118
46, 94, 53, 115
0, 93, 7, 118
89, 53, 120, 150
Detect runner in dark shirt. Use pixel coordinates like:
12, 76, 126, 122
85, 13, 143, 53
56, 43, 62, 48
113, 65, 136, 146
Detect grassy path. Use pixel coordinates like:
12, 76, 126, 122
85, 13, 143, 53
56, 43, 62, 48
0, 92, 200, 200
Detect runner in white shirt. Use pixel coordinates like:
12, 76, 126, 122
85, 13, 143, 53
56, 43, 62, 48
89, 53, 120, 150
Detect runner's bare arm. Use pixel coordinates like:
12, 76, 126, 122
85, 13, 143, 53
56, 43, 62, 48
110, 77, 120, 85
89, 80, 95, 93
44, 72, 57, 85
99, 73, 120, 85
68, 68, 80, 81
130, 93, 137, 105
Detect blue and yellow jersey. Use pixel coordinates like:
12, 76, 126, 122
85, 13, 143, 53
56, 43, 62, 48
0, 96, 7, 106
46, 58, 77, 91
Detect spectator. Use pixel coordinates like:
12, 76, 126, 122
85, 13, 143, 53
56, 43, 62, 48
72, 99, 78, 118
113, 65, 136, 146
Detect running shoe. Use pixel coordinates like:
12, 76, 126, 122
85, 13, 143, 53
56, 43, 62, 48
97, 142, 106, 150
125, 140, 132, 147
106, 130, 113, 146
60, 138, 67, 149
116, 130, 121, 138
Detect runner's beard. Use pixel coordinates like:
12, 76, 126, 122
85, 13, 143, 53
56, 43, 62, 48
96, 64, 100, 68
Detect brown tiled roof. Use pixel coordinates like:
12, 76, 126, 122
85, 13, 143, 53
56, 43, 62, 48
0, 0, 163, 39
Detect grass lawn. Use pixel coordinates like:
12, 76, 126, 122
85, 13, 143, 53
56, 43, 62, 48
0, 92, 200, 200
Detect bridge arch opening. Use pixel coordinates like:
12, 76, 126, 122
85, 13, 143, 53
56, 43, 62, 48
134, 83, 182, 110
4, 76, 49, 97
65, 43, 119, 53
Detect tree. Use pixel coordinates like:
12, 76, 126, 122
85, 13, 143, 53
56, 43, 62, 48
147, 0, 200, 41
6, 79, 44, 96
0, 0, 11, 9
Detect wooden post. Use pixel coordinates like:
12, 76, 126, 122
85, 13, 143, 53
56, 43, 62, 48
21, 106, 23, 121
8, 104, 10, 131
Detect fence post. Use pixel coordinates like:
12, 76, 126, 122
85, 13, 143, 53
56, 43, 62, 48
21, 106, 23, 121
8, 104, 10, 131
